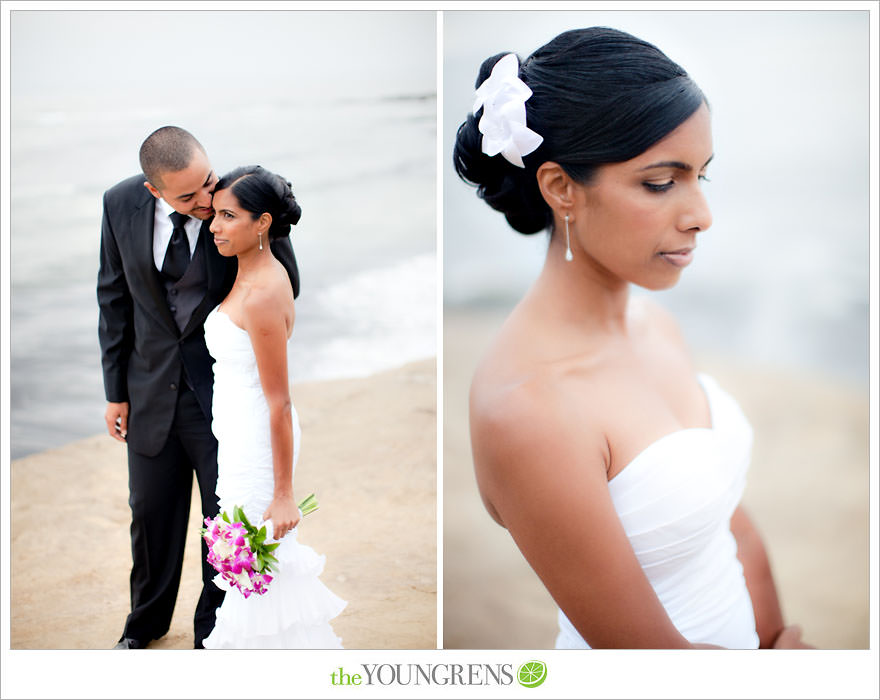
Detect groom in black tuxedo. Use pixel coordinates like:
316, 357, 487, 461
98, 126, 297, 648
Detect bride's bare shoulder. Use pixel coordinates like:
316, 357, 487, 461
469, 318, 557, 431
241, 265, 295, 331
469, 321, 610, 520
469, 351, 554, 441
469, 304, 611, 436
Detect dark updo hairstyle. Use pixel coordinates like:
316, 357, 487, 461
214, 165, 301, 297
453, 27, 707, 235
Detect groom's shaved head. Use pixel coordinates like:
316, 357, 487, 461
139, 126, 206, 190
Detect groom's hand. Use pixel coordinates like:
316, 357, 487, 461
105, 401, 129, 442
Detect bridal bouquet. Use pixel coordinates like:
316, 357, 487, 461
201, 494, 319, 599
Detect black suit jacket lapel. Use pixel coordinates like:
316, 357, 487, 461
129, 195, 179, 336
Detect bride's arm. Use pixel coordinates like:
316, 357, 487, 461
730, 506, 812, 648
470, 377, 707, 649
244, 290, 300, 540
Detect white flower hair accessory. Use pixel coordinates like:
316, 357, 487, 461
473, 53, 544, 168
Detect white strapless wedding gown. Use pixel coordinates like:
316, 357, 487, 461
555, 374, 760, 649
201, 306, 346, 649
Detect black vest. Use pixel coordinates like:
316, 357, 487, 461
162, 230, 208, 333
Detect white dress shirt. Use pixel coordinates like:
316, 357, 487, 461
152, 196, 202, 271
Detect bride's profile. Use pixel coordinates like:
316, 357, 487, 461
201, 165, 345, 648
454, 27, 812, 649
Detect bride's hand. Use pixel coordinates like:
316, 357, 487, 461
263, 495, 301, 540
771, 624, 815, 649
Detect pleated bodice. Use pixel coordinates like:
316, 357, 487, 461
556, 374, 759, 649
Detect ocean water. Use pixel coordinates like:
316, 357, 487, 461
7, 9, 874, 459
443, 10, 871, 388
8, 11, 436, 459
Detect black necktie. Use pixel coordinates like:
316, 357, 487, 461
162, 212, 191, 281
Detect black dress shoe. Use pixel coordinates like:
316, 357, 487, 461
113, 637, 149, 649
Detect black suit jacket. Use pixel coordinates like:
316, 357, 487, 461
97, 174, 298, 457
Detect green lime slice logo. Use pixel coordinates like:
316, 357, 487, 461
517, 660, 547, 688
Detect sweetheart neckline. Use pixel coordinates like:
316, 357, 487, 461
608, 374, 717, 486
211, 306, 293, 341
213, 306, 248, 333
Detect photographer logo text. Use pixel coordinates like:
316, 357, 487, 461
329, 661, 547, 688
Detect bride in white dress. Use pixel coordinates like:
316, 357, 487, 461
454, 28, 812, 649
201, 165, 345, 649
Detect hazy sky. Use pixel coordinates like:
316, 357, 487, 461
11, 10, 436, 102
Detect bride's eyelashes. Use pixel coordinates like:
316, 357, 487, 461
642, 173, 711, 194
643, 181, 675, 193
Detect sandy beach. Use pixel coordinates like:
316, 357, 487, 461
10, 358, 436, 650
443, 307, 869, 650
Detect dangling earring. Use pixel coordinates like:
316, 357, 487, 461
258, 231, 264, 251
564, 214, 573, 261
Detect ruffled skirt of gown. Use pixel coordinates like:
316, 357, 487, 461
203, 527, 347, 649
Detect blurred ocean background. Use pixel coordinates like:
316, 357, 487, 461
444, 10, 871, 388
9, 11, 436, 459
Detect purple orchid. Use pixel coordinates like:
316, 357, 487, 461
201, 496, 317, 599
231, 546, 255, 575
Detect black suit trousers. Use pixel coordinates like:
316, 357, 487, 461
123, 383, 225, 646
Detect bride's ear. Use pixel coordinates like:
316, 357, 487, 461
536, 162, 577, 215
259, 212, 272, 230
